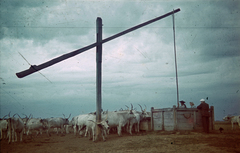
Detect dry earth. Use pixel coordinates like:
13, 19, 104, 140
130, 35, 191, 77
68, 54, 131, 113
1, 130, 240, 153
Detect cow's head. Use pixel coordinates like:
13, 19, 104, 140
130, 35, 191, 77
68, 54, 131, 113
89, 119, 109, 131
40, 119, 48, 129
62, 113, 71, 125
222, 116, 231, 121
13, 113, 29, 125
138, 104, 150, 119
90, 111, 109, 131
22, 114, 31, 125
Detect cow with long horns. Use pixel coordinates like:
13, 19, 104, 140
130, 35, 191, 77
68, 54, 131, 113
7, 113, 27, 143
45, 113, 71, 136
82, 112, 109, 142
106, 104, 136, 136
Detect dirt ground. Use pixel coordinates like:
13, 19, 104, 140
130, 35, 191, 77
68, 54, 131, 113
1, 129, 240, 153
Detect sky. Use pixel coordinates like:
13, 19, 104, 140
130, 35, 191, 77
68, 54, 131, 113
0, 0, 239, 121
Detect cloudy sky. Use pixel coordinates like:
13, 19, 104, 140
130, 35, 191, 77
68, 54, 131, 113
0, 0, 239, 120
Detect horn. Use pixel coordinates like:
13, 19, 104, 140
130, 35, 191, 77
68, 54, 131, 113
13, 113, 23, 120
22, 114, 28, 118
29, 114, 33, 118
131, 103, 133, 110
125, 105, 129, 111
2, 115, 8, 119
105, 110, 108, 120
144, 104, 147, 111
62, 114, 66, 118
8, 111, 11, 117
68, 114, 71, 119
138, 104, 143, 111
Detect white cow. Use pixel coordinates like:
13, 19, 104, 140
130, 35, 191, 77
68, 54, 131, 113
84, 114, 109, 142
223, 115, 240, 130
0, 119, 8, 139
45, 114, 71, 136
128, 104, 150, 135
7, 114, 26, 143
25, 118, 48, 136
72, 114, 92, 136
105, 109, 136, 136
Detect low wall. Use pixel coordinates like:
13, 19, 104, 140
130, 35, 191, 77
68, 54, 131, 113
151, 105, 214, 131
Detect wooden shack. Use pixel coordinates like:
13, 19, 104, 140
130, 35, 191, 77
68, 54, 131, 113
151, 105, 214, 131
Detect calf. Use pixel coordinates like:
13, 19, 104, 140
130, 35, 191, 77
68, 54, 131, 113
222, 115, 240, 130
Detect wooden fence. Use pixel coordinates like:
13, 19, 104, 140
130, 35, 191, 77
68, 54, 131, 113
150, 105, 214, 131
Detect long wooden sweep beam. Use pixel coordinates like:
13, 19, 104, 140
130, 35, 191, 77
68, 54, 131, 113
16, 8, 180, 78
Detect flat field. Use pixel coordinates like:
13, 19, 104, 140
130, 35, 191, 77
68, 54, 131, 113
1, 129, 240, 153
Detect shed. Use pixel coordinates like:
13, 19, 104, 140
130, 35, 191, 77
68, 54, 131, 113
151, 105, 214, 131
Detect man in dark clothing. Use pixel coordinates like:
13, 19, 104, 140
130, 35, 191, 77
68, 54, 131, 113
197, 99, 210, 133
179, 100, 187, 108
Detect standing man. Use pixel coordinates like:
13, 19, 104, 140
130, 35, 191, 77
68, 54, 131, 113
197, 99, 210, 133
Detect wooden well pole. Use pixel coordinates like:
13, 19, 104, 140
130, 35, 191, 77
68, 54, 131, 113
96, 17, 102, 140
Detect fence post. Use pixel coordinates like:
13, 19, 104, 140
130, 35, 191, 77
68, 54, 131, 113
173, 105, 177, 131
151, 107, 154, 131
210, 106, 215, 130
193, 110, 197, 130
162, 110, 164, 131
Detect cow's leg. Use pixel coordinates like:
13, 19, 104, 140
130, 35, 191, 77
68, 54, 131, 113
8, 128, 11, 143
103, 129, 107, 138
61, 126, 64, 134
129, 123, 133, 135
73, 125, 78, 135
66, 125, 69, 134
137, 122, 140, 132
92, 127, 95, 142
88, 128, 91, 140
26, 129, 30, 135
117, 125, 122, 136
85, 126, 88, 137
20, 131, 23, 142
102, 130, 106, 141
11, 130, 15, 142
6, 130, 9, 139
232, 122, 234, 130
47, 128, 51, 137
14, 131, 17, 142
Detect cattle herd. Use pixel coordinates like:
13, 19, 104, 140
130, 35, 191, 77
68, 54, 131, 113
1, 104, 239, 144
0, 104, 151, 143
